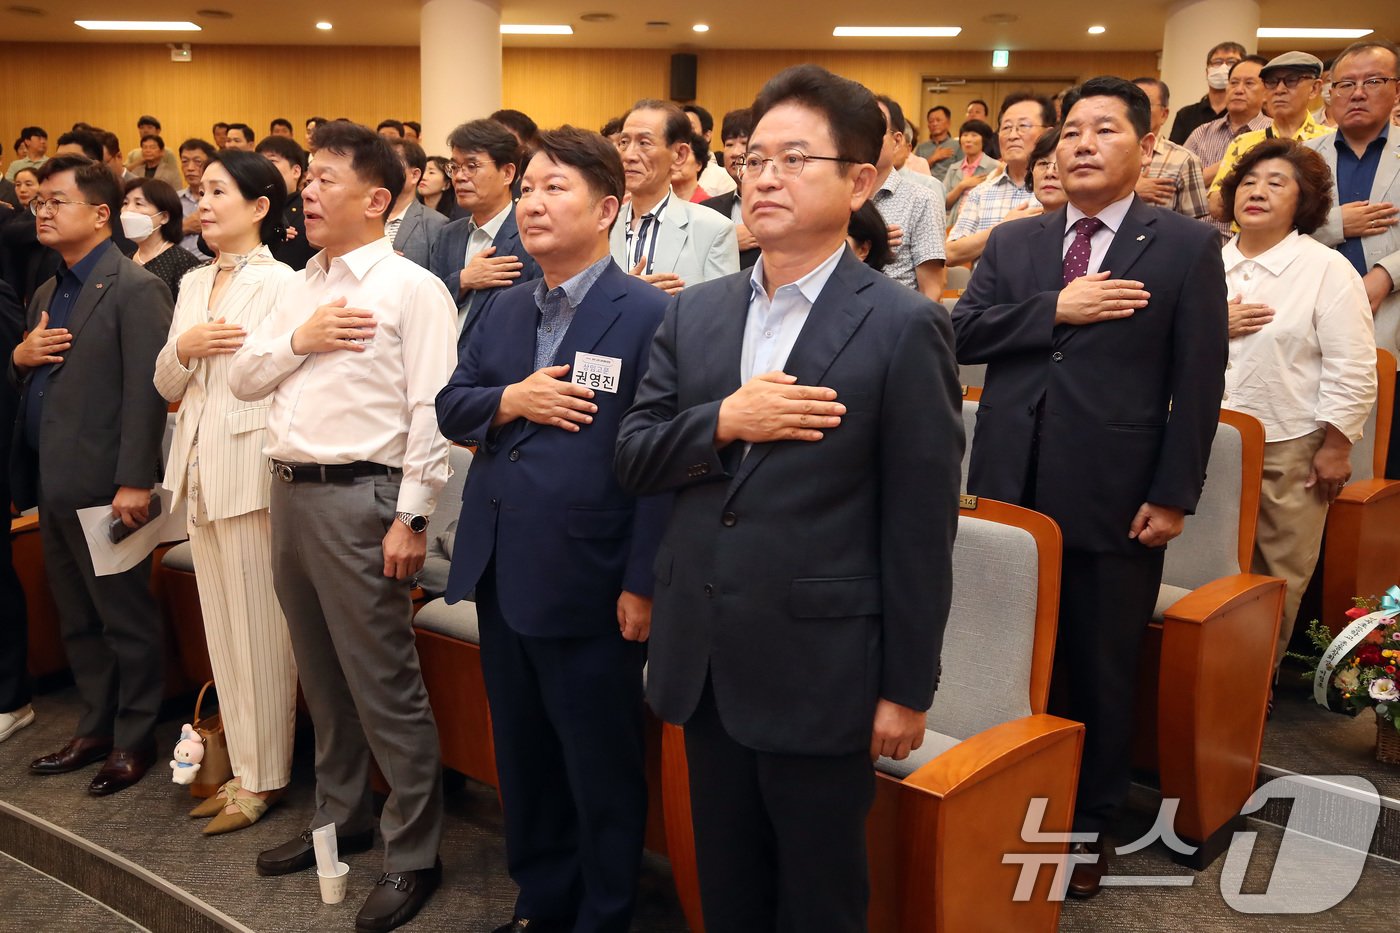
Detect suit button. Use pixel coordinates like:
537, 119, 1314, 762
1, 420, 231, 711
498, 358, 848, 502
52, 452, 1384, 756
721, 511, 737, 527
1052, 351, 1063, 362
1026, 405, 1036, 415
489, 497, 499, 509
703, 583, 714, 597
508, 449, 520, 462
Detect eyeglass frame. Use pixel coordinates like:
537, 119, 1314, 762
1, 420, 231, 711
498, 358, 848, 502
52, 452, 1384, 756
29, 197, 101, 216
1031, 158, 1058, 173
1330, 77, 1400, 96
1261, 72, 1319, 90
450, 158, 497, 178
738, 148, 860, 180
998, 121, 1046, 136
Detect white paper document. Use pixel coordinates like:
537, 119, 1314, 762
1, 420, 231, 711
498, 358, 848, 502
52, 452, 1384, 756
77, 486, 187, 577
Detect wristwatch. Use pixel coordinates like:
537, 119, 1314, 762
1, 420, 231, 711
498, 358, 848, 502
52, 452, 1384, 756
396, 511, 428, 534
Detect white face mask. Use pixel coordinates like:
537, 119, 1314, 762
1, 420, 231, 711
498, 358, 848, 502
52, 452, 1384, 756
1207, 65, 1231, 91
120, 210, 160, 242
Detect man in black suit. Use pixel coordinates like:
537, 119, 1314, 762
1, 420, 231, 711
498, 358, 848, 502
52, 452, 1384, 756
255, 135, 316, 271
617, 65, 962, 931
952, 77, 1228, 897
700, 109, 760, 269
0, 278, 31, 744
8, 155, 173, 793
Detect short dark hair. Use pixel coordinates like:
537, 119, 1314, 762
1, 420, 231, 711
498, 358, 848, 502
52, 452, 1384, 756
20, 126, 46, 140
311, 121, 406, 205
404, 121, 422, 137
682, 104, 714, 135
1061, 77, 1152, 139
600, 116, 624, 137
270, 117, 294, 134
847, 201, 893, 271
1331, 38, 1400, 77
122, 177, 184, 244
874, 95, 906, 139
1217, 138, 1333, 235
446, 119, 521, 168
137, 115, 161, 130
967, 99, 990, 113
393, 139, 428, 175
720, 108, 752, 143
55, 130, 103, 162
1230, 54, 1269, 77
99, 131, 121, 160
689, 133, 711, 172
212, 122, 229, 133
1207, 42, 1248, 64
997, 92, 1057, 131
490, 109, 539, 146
531, 125, 625, 226
749, 64, 885, 166
37, 154, 121, 229
1132, 77, 1170, 110
926, 105, 951, 119
625, 100, 694, 147
255, 135, 308, 172
957, 119, 996, 153
178, 138, 217, 159
1029, 126, 1061, 166
226, 123, 256, 144
140, 133, 166, 151
206, 149, 289, 246
376, 119, 405, 136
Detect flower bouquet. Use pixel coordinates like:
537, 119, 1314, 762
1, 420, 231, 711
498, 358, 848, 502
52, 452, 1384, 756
1289, 586, 1400, 764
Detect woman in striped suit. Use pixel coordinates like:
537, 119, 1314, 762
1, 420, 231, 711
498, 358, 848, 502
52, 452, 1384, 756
154, 150, 298, 835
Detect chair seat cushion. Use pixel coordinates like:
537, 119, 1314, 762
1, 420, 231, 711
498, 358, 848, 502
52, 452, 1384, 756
414, 596, 480, 644
875, 729, 962, 780
1152, 583, 1194, 623
161, 541, 195, 573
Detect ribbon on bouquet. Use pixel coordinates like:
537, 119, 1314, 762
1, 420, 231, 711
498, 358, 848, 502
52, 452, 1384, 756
1314, 585, 1400, 708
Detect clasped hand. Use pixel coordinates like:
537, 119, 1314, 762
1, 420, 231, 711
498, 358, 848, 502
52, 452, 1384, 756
1055, 271, 1150, 325
498, 364, 597, 432
459, 246, 524, 293
290, 297, 376, 354
176, 317, 245, 364
715, 371, 844, 446
12, 311, 71, 372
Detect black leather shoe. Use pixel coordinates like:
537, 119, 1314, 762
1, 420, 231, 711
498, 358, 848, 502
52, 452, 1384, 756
355, 858, 442, 932
87, 742, 158, 796
30, 736, 113, 775
256, 828, 375, 876
490, 918, 574, 933
1067, 841, 1109, 899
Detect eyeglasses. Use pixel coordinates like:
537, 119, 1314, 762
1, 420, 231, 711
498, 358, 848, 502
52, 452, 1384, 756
739, 149, 858, 180
998, 122, 1045, 136
1209, 57, 1243, 68
29, 197, 100, 216
1032, 159, 1058, 173
1331, 77, 1400, 96
450, 159, 496, 177
1261, 73, 1316, 90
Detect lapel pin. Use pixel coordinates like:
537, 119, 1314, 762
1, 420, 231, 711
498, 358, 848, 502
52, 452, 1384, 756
1136, 235, 1146, 241
94, 283, 103, 289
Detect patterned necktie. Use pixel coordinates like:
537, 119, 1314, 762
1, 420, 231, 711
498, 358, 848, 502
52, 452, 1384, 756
1062, 217, 1105, 285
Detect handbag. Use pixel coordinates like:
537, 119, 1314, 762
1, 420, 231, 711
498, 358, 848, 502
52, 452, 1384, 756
189, 680, 234, 798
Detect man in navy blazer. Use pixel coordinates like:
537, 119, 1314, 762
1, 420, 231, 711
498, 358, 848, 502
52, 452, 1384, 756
430, 120, 541, 351
953, 78, 1228, 897
435, 127, 667, 933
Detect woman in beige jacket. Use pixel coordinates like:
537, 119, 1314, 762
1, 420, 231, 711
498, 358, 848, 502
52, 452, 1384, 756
154, 150, 298, 835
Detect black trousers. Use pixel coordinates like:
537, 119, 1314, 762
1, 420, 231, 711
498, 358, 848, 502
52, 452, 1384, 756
682, 677, 875, 933
1050, 547, 1165, 834
1387, 398, 1400, 481
0, 476, 29, 713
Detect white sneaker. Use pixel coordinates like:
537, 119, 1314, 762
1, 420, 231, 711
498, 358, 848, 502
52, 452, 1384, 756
0, 705, 36, 743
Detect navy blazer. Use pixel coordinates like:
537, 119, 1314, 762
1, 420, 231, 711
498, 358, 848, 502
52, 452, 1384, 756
430, 209, 541, 349
435, 259, 668, 638
952, 197, 1228, 554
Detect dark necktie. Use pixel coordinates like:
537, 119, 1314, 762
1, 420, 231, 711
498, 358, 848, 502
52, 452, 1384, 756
1062, 217, 1105, 285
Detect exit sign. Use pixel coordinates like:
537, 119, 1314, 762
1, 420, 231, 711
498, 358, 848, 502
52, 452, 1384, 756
992, 49, 1010, 68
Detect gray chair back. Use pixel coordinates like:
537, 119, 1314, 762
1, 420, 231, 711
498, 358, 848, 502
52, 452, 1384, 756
417, 444, 473, 597
1351, 397, 1379, 483
959, 363, 986, 388
960, 399, 977, 493
1162, 414, 1245, 591
946, 266, 971, 291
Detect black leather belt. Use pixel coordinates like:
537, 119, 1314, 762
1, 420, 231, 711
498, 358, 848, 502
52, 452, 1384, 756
270, 460, 401, 483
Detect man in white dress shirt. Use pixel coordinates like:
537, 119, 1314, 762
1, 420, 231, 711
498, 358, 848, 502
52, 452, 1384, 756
228, 121, 457, 933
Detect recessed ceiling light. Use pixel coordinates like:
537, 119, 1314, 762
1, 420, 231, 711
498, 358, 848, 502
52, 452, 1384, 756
579, 12, 616, 23
315, 21, 332, 30
500, 24, 574, 35
833, 26, 962, 38
1256, 27, 1372, 39
1087, 25, 1106, 35
692, 24, 710, 33
75, 20, 201, 31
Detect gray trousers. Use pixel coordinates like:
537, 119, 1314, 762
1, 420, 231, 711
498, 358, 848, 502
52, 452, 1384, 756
269, 474, 442, 872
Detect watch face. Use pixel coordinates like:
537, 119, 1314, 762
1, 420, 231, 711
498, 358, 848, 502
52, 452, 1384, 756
410, 515, 428, 533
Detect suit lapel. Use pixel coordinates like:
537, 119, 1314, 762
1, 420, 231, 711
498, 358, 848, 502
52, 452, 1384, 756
64, 245, 120, 344
1031, 209, 1068, 292
395, 201, 421, 251
1374, 133, 1400, 203
1097, 196, 1157, 280
651, 198, 689, 275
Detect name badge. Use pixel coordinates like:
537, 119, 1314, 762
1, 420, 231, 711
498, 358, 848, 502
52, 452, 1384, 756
572, 352, 622, 394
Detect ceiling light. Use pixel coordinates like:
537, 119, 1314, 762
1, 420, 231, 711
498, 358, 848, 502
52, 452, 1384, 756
75, 20, 201, 31
693, 24, 710, 33
1087, 25, 1106, 35
500, 24, 574, 35
833, 26, 962, 38
1256, 27, 1372, 39
315, 21, 332, 30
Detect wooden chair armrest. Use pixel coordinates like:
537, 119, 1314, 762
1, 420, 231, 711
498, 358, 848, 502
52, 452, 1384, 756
1334, 477, 1400, 505
1160, 573, 1284, 627
10, 513, 38, 534
900, 714, 1084, 798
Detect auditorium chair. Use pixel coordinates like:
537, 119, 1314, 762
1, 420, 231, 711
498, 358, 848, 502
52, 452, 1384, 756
945, 266, 972, 292
1320, 349, 1400, 634
659, 498, 1083, 933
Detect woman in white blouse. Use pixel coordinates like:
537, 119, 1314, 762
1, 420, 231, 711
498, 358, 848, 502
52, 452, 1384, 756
1217, 138, 1378, 675
154, 150, 298, 835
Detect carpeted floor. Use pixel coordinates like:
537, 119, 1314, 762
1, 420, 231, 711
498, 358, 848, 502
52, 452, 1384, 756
0, 850, 147, 931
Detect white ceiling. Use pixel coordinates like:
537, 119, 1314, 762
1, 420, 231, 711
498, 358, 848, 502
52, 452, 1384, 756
1, 1, 1395, 52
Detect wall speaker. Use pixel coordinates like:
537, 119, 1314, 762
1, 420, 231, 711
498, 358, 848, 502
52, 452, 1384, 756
670, 53, 698, 102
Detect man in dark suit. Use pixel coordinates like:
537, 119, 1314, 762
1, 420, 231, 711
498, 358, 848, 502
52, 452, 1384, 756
952, 77, 1228, 897
699, 110, 759, 271
616, 65, 962, 931
0, 278, 32, 743
431, 120, 541, 351
255, 135, 316, 271
699, 188, 759, 268
8, 155, 172, 793
387, 139, 446, 269
436, 127, 667, 933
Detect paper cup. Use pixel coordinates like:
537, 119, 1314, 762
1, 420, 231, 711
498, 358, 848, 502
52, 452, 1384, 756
317, 860, 349, 905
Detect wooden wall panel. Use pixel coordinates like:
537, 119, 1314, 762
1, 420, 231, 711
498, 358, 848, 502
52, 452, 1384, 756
501, 48, 672, 133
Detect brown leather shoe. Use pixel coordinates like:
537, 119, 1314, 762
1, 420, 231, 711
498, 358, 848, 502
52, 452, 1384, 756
30, 736, 114, 775
87, 742, 158, 796
1067, 841, 1109, 898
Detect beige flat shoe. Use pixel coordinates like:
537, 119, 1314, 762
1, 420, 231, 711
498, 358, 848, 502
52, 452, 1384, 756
203, 787, 283, 836
189, 778, 240, 818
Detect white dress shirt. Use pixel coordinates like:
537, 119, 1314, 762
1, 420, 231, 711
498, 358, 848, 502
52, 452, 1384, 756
1223, 230, 1377, 442
1062, 193, 1135, 273
227, 237, 459, 515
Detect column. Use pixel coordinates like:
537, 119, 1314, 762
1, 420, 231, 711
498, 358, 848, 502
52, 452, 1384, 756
420, 0, 502, 154
1158, 0, 1259, 131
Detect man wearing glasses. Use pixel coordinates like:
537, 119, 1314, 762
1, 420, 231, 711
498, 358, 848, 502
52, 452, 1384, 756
11, 155, 172, 796
430, 119, 540, 348
946, 92, 1055, 266
1306, 38, 1400, 478
1208, 51, 1335, 218
617, 65, 961, 930
1168, 41, 1247, 144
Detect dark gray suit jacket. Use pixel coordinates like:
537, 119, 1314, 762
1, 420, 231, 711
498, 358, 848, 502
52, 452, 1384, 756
8, 242, 173, 510
392, 198, 447, 270
616, 248, 963, 756
430, 209, 541, 349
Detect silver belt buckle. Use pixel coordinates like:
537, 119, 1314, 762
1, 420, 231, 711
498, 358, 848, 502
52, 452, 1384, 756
274, 462, 295, 483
